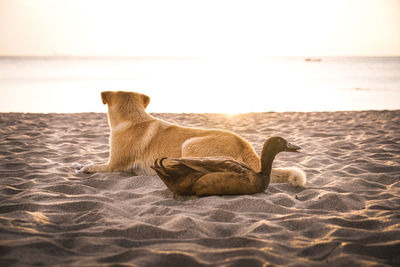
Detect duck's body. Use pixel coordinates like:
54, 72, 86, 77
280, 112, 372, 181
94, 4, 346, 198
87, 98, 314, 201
153, 157, 267, 196
152, 136, 302, 197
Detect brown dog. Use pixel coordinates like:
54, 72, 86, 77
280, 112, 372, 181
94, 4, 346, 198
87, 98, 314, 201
79, 91, 306, 186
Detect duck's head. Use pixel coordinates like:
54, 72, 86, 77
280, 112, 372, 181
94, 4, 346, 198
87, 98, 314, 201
263, 136, 301, 154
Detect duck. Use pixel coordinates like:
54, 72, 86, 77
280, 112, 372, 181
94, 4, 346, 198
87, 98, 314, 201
151, 136, 302, 197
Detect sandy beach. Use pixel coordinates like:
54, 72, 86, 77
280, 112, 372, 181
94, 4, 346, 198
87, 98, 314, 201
1, 110, 399, 266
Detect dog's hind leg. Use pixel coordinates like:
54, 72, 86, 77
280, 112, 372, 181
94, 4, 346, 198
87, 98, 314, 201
182, 135, 240, 158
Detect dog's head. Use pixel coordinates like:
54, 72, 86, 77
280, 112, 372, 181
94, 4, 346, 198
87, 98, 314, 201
100, 91, 150, 122
101, 91, 150, 109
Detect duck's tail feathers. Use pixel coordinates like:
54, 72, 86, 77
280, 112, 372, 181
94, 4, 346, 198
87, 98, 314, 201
151, 157, 170, 177
157, 157, 168, 168
270, 167, 307, 187
152, 157, 191, 180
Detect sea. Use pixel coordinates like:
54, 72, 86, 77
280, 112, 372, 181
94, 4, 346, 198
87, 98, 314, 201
0, 56, 399, 113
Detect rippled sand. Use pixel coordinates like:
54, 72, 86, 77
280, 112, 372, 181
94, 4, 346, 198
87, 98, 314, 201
1, 111, 400, 266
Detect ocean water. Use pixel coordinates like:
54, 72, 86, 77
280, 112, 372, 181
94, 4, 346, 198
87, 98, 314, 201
0, 56, 399, 113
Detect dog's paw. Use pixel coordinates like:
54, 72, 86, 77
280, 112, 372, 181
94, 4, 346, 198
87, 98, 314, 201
77, 165, 93, 174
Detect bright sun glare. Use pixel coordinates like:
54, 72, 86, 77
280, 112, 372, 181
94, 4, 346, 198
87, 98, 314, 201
1, 0, 399, 56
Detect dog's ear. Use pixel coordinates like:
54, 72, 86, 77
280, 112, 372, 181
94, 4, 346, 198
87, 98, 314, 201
101, 91, 110, 105
142, 94, 150, 108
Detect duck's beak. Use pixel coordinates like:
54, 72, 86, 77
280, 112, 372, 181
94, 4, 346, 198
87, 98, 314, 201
285, 142, 301, 153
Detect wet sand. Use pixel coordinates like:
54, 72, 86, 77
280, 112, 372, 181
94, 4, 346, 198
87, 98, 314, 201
1, 111, 399, 266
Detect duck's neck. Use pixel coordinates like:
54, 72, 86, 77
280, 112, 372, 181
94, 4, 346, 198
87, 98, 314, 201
259, 146, 278, 188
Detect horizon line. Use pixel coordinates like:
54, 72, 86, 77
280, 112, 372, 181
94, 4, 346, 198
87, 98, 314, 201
1, 54, 400, 59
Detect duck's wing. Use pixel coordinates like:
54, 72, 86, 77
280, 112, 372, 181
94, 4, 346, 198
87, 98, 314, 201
163, 157, 252, 174
152, 157, 204, 179
152, 157, 257, 196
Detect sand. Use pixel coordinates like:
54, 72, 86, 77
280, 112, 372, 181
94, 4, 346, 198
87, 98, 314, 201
0, 110, 399, 266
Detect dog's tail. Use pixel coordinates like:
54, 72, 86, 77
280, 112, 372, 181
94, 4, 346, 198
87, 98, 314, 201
270, 167, 307, 187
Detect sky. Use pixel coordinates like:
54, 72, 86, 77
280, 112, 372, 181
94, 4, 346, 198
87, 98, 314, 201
0, 0, 399, 57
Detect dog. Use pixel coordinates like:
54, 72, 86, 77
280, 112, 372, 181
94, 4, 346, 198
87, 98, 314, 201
79, 91, 306, 187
